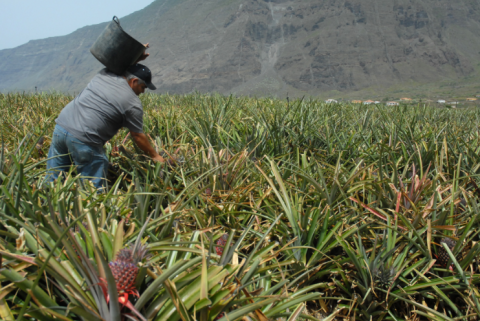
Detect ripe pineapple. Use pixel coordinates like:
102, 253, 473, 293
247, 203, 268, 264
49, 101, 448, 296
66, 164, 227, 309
109, 260, 138, 296
215, 234, 229, 256
108, 245, 149, 303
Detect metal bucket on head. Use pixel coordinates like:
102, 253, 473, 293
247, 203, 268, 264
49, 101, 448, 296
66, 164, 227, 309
90, 16, 146, 75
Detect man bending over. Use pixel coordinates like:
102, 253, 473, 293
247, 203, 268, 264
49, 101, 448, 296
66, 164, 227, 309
46, 63, 164, 190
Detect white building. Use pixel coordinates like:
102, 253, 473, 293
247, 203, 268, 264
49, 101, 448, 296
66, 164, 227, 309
437, 100, 446, 104
386, 101, 399, 106
325, 99, 338, 103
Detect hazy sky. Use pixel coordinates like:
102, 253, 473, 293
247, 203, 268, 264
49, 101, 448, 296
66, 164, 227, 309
0, 0, 155, 50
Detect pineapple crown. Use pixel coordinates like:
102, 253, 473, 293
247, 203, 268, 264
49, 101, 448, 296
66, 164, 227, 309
373, 265, 396, 285
218, 233, 229, 242
440, 237, 456, 249
115, 245, 149, 264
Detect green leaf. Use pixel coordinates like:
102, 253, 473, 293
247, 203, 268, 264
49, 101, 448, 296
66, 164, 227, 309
96, 246, 118, 321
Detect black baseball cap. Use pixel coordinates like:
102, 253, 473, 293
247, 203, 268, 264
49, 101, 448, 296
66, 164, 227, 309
127, 64, 156, 90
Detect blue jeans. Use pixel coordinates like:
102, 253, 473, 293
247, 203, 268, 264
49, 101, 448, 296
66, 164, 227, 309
46, 125, 109, 190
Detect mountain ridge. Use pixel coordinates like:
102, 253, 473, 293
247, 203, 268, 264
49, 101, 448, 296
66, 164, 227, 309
2, 0, 480, 98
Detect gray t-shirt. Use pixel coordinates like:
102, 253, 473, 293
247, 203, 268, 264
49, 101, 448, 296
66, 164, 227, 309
56, 69, 143, 146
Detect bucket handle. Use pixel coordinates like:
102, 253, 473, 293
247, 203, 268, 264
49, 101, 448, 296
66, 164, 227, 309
113, 16, 120, 25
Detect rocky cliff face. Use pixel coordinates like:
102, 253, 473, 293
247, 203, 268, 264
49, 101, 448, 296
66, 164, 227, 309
2, 0, 480, 97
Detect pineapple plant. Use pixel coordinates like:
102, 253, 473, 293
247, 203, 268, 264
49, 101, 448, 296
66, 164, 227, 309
3, 93, 480, 320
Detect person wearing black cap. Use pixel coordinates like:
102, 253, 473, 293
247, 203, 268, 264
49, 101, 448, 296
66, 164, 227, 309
45, 56, 164, 191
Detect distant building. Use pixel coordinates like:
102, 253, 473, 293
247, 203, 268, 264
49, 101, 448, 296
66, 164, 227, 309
400, 98, 412, 101
448, 101, 459, 105
351, 100, 363, 104
386, 101, 399, 106
325, 99, 338, 103
437, 100, 446, 104
374, 101, 381, 104
466, 98, 477, 101
363, 100, 374, 105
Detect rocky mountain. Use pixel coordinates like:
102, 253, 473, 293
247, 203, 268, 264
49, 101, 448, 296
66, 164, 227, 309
2, 0, 480, 98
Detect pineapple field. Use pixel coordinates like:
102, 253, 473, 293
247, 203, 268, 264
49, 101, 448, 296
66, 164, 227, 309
1, 92, 480, 320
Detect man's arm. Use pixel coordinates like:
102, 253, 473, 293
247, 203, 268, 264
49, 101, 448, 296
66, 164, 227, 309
129, 131, 164, 163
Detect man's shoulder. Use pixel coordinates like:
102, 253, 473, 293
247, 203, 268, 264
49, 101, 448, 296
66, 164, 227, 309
95, 68, 123, 82
85, 69, 142, 108
89, 70, 128, 93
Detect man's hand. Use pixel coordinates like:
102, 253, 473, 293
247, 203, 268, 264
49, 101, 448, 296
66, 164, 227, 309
136, 43, 150, 63
152, 154, 165, 163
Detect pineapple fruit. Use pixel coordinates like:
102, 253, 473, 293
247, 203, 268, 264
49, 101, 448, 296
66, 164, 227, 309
215, 233, 229, 256
437, 237, 471, 269
108, 245, 149, 303
437, 237, 457, 268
